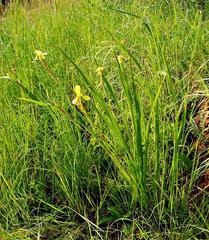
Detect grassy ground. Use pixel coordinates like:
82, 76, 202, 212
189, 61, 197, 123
1, 0, 209, 239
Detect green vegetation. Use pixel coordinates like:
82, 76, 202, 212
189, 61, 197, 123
1, 0, 209, 239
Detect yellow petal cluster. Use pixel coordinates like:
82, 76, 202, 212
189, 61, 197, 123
95, 66, 104, 77
72, 85, 90, 114
117, 54, 126, 64
34, 50, 47, 61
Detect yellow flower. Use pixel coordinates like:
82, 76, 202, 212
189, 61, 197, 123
34, 50, 47, 61
72, 85, 90, 114
95, 66, 104, 77
117, 54, 126, 64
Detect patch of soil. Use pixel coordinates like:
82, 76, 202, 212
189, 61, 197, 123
186, 91, 209, 193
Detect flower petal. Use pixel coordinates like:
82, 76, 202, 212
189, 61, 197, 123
72, 96, 79, 105
34, 50, 47, 61
82, 95, 90, 101
117, 55, 126, 64
74, 85, 81, 96
95, 66, 104, 76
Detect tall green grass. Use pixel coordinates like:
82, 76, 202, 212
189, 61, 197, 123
0, 0, 209, 239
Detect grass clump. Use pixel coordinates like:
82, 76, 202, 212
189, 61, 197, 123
1, 0, 209, 239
